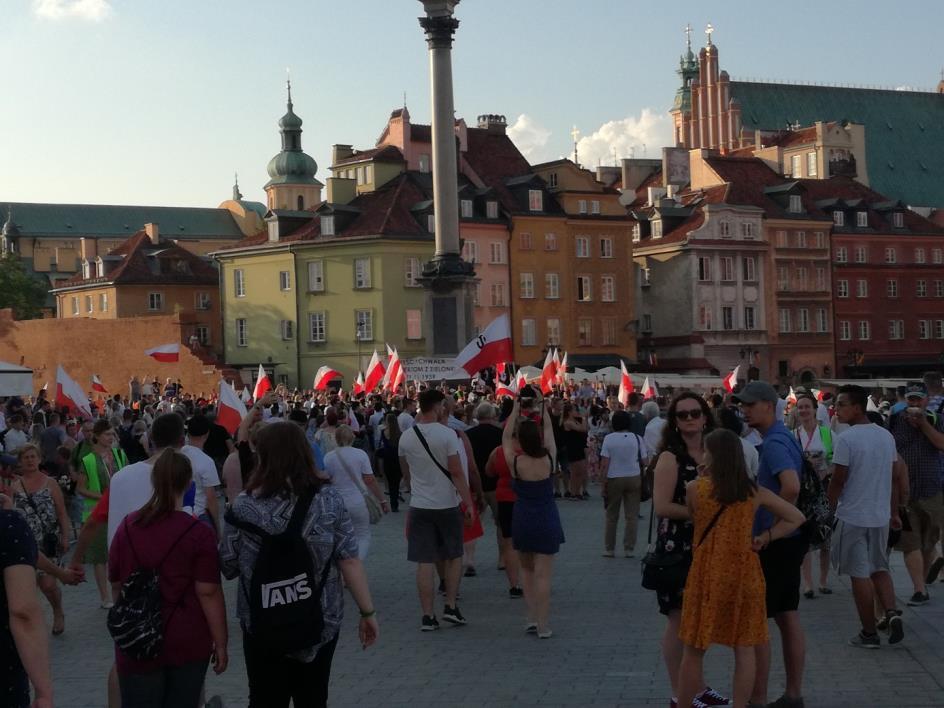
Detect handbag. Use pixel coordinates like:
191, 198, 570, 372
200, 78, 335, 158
20, 480, 60, 558
336, 451, 383, 525
641, 500, 726, 592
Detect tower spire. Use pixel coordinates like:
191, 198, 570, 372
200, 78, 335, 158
571, 125, 580, 166
286, 70, 293, 111
232, 172, 242, 201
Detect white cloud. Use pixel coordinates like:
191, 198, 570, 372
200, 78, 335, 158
507, 113, 552, 162
33, 0, 112, 21
576, 109, 673, 167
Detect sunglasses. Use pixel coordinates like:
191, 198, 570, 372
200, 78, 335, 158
675, 409, 703, 421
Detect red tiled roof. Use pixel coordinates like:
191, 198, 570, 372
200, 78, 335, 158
411, 124, 431, 142
463, 127, 534, 210
627, 169, 665, 208
333, 145, 404, 166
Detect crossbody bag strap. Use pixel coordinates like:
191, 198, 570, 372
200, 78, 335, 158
412, 425, 453, 483
19, 480, 51, 535
336, 451, 369, 495
695, 504, 727, 548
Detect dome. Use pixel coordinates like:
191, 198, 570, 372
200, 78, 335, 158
266, 150, 319, 185
279, 107, 303, 131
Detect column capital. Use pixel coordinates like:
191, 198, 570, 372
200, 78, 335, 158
419, 14, 460, 49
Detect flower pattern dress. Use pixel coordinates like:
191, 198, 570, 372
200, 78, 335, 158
654, 451, 698, 615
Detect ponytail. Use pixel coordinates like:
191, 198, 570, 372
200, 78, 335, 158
135, 448, 193, 526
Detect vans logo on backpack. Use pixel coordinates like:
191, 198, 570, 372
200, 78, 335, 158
261, 573, 312, 608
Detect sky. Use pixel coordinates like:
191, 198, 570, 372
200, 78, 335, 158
2, 0, 942, 208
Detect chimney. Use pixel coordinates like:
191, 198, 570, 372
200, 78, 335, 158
647, 186, 667, 206
666, 184, 678, 199
144, 223, 160, 245
476, 114, 507, 134
332, 144, 354, 164
326, 177, 357, 206
79, 237, 97, 261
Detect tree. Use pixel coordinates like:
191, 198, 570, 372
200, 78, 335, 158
0, 254, 49, 319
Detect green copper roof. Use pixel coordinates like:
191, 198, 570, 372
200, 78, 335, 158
265, 79, 320, 188
731, 82, 944, 208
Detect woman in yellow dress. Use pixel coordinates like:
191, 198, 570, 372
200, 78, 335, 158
678, 429, 805, 708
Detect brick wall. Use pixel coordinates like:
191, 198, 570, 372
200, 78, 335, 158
0, 309, 231, 400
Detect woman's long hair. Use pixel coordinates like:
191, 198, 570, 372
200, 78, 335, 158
384, 412, 401, 446
136, 448, 193, 526
658, 392, 716, 459
246, 421, 324, 498
704, 428, 756, 505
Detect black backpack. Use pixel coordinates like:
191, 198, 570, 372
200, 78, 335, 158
107, 518, 199, 661
791, 437, 831, 545
225, 489, 332, 653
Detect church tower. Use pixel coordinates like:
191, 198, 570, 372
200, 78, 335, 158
670, 25, 699, 147
264, 80, 323, 211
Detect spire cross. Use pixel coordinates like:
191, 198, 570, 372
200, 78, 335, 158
570, 125, 580, 166
705, 23, 714, 45
286, 68, 292, 107
684, 23, 692, 49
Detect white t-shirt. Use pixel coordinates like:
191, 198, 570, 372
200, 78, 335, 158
368, 411, 385, 445
324, 447, 373, 507
2, 429, 28, 453
831, 423, 897, 528
181, 445, 220, 518
794, 425, 827, 456
398, 421, 460, 509
644, 416, 667, 455
398, 411, 415, 432
600, 431, 649, 478
107, 461, 154, 547
815, 404, 831, 427
740, 438, 760, 479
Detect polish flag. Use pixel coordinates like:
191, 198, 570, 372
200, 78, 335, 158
618, 361, 634, 406
495, 371, 517, 398
787, 386, 798, 404
364, 350, 386, 392
240, 387, 252, 404
314, 365, 342, 391
557, 352, 569, 385
91, 374, 108, 394
722, 365, 740, 393
516, 369, 528, 391
252, 364, 271, 401
382, 344, 402, 392
352, 372, 365, 396
145, 343, 180, 363
390, 358, 405, 392
811, 388, 824, 401
453, 314, 514, 378
217, 380, 247, 435
539, 348, 558, 395
56, 365, 92, 418
496, 362, 506, 378
641, 376, 658, 400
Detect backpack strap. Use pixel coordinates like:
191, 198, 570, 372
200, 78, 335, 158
412, 425, 453, 483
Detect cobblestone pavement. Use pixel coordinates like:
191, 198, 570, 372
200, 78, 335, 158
47, 495, 944, 707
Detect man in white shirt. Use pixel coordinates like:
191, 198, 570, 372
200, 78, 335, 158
643, 412, 666, 456
398, 398, 417, 432
399, 389, 473, 631
600, 411, 650, 557
182, 415, 222, 531
1, 415, 29, 454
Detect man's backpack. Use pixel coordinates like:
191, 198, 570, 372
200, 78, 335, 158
107, 518, 199, 661
225, 489, 332, 653
792, 437, 831, 545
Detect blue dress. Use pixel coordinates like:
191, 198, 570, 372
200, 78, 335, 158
511, 456, 565, 555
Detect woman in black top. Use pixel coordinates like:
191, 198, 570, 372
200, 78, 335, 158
377, 413, 403, 512
562, 403, 589, 500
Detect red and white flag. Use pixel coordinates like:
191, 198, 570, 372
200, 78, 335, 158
495, 372, 517, 398
145, 343, 180, 363
364, 349, 386, 392
56, 365, 91, 418
390, 357, 405, 392
557, 352, 568, 385
641, 376, 658, 400
252, 364, 271, 401
453, 314, 514, 378
314, 365, 342, 391
217, 380, 247, 435
722, 365, 740, 393
787, 386, 798, 404
240, 387, 252, 404
812, 388, 824, 401
516, 369, 528, 391
539, 348, 558, 395
382, 344, 402, 392
91, 374, 107, 394
352, 372, 365, 396
618, 361, 634, 406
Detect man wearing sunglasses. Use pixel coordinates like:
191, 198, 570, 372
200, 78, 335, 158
735, 381, 807, 708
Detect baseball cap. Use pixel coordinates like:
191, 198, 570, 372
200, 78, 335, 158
905, 382, 928, 399
732, 381, 779, 405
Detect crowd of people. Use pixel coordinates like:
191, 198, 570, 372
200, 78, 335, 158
0, 368, 941, 708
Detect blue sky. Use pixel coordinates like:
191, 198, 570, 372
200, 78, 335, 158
3, 0, 941, 208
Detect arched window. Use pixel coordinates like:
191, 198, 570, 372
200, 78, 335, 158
297, 195, 304, 210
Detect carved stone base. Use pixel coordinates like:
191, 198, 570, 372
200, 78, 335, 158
420, 266, 477, 356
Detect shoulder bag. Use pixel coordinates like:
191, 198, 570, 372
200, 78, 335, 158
336, 450, 383, 525
19, 480, 60, 558
641, 499, 726, 592
412, 425, 454, 484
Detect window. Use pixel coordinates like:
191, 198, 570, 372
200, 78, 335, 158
698, 304, 713, 330
797, 308, 810, 332
937, 320, 944, 339
576, 275, 592, 301
816, 308, 828, 332
719, 220, 731, 237
354, 257, 371, 288
935, 249, 944, 264
147, 292, 163, 311
519, 272, 534, 299
721, 306, 734, 330
320, 215, 335, 236
640, 267, 651, 287
279, 270, 291, 291
489, 241, 506, 264
856, 211, 868, 228
778, 266, 789, 291
856, 279, 868, 298
919, 320, 930, 340
858, 320, 871, 340
404, 257, 421, 287
632, 223, 641, 242
99, 293, 107, 312
887, 279, 899, 298
698, 256, 712, 281
486, 201, 499, 219
807, 152, 817, 177
741, 222, 755, 239
85, 295, 93, 313
835, 246, 848, 263
519, 232, 532, 250
308, 312, 326, 342
462, 240, 478, 263
548, 173, 558, 188
837, 279, 849, 298
742, 257, 756, 281
545, 272, 560, 299
916, 248, 926, 264
889, 320, 904, 340
234, 269, 245, 297
521, 319, 536, 346
601, 318, 616, 345
776, 230, 788, 248
833, 211, 845, 226
472, 283, 480, 306
70, 297, 78, 316
575, 237, 589, 258
308, 260, 325, 292
642, 314, 653, 332
839, 321, 851, 340
893, 212, 904, 228
418, 154, 430, 172
601, 275, 615, 302
406, 309, 422, 340
355, 309, 373, 341
195, 325, 210, 346
652, 220, 663, 239
852, 246, 866, 263
236, 318, 248, 347
779, 308, 791, 333
795, 231, 806, 249
578, 319, 592, 346
937, 280, 944, 298
280, 319, 294, 340
791, 154, 802, 177
591, 200, 601, 215
789, 195, 803, 213
460, 200, 473, 218
815, 231, 826, 249
599, 237, 613, 258
427, 214, 436, 233
195, 291, 211, 310
544, 232, 558, 251
796, 266, 808, 291
365, 165, 372, 184
744, 306, 756, 330
885, 247, 897, 264
577, 199, 587, 214
356, 166, 365, 185
528, 190, 543, 212
82, 260, 91, 279
720, 257, 734, 281
816, 267, 826, 291
546, 318, 561, 345
490, 283, 506, 307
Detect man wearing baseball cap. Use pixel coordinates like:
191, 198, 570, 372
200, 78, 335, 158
888, 381, 944, 604
735, 381, 807, 708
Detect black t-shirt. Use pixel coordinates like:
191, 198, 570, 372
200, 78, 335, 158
465, 423, 504, 493
627, 411, 647, 437
203, 423, 233, 467
1, 510, 37, 707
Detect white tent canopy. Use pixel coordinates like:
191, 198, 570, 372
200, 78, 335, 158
0, 361, 33, 397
